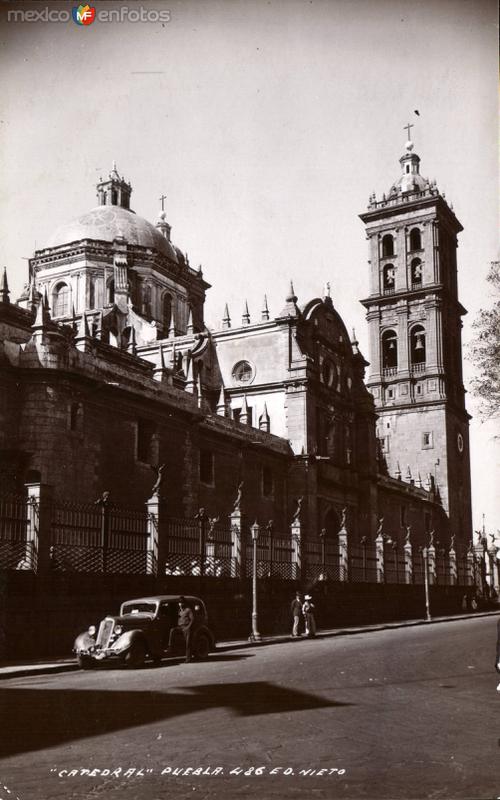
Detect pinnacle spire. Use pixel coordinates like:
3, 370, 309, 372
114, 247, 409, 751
239, 394, 249, 425
222, 303, 231, 329
0, 267, 10, 303
168, 308, 176, 338
186, 307, 194, 335
216, 385, 226, 416
242, 300, 250, 326
261, 295, 269, 322
286, 280, 297, 303
127, 327, 137, 354
259, 402, 270, 432
278, 280, 299, 318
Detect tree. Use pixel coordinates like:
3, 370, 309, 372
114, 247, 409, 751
468, 261, 500, 422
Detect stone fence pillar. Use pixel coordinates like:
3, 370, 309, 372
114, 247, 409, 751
230, 510, 244, 579
427, 544, 436, 585
448, 547, 458, 586
375, 533, 385, 583
25, 482, 53, 576
338, 523, 348, 582
404, 540, 413, 584
466, 549, 475, 587
488, 547, 499, 594
146, 494, 161, 576
291, 520, 302, 582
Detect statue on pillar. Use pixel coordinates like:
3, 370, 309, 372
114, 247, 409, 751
405, 525, 411, 544
340, 507, 347, 530
150, 463, 166, 497
292, 497, 303, 524
232, 481, 243, 513
376, 516, 384, 537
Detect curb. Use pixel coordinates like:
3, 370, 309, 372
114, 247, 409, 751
0, 610, 498, 679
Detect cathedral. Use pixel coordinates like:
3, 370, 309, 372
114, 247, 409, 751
0, 139, 472, 549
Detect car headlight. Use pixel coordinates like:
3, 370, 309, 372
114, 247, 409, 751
88, 625, 96, 636
114, 625, 123, 636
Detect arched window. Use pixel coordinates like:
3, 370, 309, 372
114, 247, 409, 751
323, 507, 340, 537
409, 228, 422, 251
382, 234, 394, 257
163, 293, 172, 331
382, 329, 398, 370
88, 278, 95, 310
107, 279, 115, 305
411, 258, 422, 287
383, 264, 395, 293
52, 282, 70, 317
410, 325, 426, 366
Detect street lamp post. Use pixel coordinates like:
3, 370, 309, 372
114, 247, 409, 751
249, 521, 262, 642
320, 527, 326, 580
422, 546, 431, 621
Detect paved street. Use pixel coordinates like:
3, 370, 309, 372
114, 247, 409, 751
0, 616, 498, 800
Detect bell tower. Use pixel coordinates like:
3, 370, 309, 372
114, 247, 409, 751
360, 132, 472, 545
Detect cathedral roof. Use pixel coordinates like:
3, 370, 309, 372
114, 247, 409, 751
43, 205, 180, 262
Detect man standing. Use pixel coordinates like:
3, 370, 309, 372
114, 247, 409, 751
173, 596, 195, 663
291, 591, 303, 637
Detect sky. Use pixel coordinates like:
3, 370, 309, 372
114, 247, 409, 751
0, 0, 498, 534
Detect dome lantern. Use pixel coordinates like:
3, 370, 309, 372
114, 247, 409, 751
96, 161, 132, 210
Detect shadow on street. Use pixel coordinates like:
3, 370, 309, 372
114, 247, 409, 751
0, 681, 353, 758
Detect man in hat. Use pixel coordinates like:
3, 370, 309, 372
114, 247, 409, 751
302, 594, 316, 638
290, 591, 303, 637
168, 596, 195, 663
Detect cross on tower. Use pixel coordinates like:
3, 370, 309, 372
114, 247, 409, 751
159, 194, 167, 212
404, 122, 414, 140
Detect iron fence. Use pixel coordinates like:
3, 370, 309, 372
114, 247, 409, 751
49, 499, 153, 574
245, 529, 297, 580
303, 538, 343, 582
0, 494, 37, 571
348, 542, 378, 583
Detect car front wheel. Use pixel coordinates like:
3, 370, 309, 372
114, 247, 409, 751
77, 654, 94, 670
124, 639, 147, 669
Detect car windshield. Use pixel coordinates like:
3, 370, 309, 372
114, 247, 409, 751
121, 602, 157, 616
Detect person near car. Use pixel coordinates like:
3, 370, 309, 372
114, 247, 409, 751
291, 591, 303, 637
169, 596, 195, 662
302, 594, 316, 638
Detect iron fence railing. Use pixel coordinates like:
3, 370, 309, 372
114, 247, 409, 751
0, 493, 490, 588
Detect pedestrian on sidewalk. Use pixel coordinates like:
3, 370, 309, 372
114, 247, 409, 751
302, 594, 316, 638
291, 591, 303, 637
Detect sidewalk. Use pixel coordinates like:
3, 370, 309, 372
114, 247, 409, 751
0, 610, 498, 680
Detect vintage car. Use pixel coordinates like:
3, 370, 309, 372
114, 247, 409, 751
73, 594, 216, 669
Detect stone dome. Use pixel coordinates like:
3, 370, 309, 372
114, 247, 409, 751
43, 205, 180, 261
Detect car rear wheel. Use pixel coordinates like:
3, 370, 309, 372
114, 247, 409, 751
193, 633, 210, 660
125, 639, 147, 669
78, 655, 93, 670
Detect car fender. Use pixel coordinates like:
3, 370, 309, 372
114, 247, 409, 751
110, 629, 147, 654
74, 632, 95, 654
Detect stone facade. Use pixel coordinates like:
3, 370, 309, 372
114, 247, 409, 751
0, 148, 471, 551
